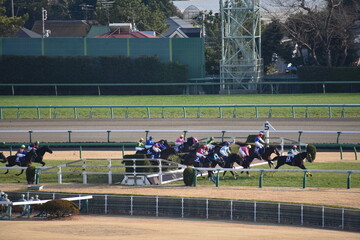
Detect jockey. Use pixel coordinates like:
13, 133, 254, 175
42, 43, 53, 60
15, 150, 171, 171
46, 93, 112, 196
287, 145, 299, 157
152, 140, 167, 152
28, 141, 39, 151
195, 145, 209, 162
16, 145, 27, 163
135, 138, 145, 151
145, 136, 155, 149
239, 144, 251, 158
219, 142, 231, 160
175, 135, 185, 151
254, 131, 265, 153
206, 136, 215, 150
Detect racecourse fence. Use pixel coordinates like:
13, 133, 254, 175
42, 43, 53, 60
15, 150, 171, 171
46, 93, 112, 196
1, 104, 360, 119
2, 191, 359, 232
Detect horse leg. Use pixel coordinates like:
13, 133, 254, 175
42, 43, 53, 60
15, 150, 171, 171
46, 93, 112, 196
4, 169, 9, 174
222, 171, 227, 179
230, 171, 237, 180
15, 169, 25, 176
299, 165, 312, 177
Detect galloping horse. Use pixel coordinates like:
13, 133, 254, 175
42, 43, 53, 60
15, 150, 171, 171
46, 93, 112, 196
237, 142, 280, 168
136, 140, 176, 160
1, 149, 38, 175
222, 153, 250, 179
33, 146, 53, 166
181, 151, 225, 181
272, 151, 313, 176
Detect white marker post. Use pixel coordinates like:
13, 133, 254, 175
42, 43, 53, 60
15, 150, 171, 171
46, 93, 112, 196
261, 121, 276, 146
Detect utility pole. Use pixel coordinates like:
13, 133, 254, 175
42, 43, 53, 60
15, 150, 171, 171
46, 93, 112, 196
42, 8, 47, 38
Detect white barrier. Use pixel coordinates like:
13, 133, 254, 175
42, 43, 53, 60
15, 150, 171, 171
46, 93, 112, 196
0, 195, 93, 220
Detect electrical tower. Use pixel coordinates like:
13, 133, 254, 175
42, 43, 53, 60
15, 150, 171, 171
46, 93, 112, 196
220, 0, 262, 94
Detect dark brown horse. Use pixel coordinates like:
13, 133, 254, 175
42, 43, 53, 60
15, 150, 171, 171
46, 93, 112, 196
1, 149, 38, 175
222, 153, 251, 179
33, 146, 53, 166
272, 151, 313, 176
181, 151, 225, 181
237, 142, 280, 168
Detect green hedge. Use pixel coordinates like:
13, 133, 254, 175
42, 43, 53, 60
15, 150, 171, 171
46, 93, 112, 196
298, 66, 360, 93
0, 55, 188, 95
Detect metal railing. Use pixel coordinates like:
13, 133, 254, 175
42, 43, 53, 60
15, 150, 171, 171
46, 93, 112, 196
0, 80, 359, 95
1, 104, 359, 119
192, 167, 360, 189
3, 191, 360, 231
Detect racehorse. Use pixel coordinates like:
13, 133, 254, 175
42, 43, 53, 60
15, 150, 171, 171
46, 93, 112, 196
1, 149, 38, 175
272, 151, 313, 176
237, 142, 280, 168
222, 153, 251, 179
180, 151, 225, 181
136, 140, 176, 160
33, 146, 53, 166
181, 137, 200, 152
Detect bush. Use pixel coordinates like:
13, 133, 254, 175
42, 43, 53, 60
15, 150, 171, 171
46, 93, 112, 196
306, 144, 317, 161
26, 166, 36, 184
38, 199, 79, 218
183, 167, 195, 186
123, 154, 151, 173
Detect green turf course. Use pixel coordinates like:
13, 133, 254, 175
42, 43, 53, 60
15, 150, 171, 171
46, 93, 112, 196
1, 160, 359, 189
0, 93, 359, 119
176, 161, 360, 188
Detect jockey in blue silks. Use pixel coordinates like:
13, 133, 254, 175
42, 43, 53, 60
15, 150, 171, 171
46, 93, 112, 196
219, 142, 231, 161
254, 131, 265, 154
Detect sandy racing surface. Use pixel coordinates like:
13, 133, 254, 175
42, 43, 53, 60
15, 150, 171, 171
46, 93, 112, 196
3, 216, 360, 240
1, 119, 359, 239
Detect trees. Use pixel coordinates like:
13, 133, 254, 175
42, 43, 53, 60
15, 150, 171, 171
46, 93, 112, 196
263, 0, 360, 67
0, 0, 27, 37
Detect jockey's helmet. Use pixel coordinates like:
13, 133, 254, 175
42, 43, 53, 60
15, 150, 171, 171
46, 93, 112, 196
259, 131, 264, 135
225, 141, 230, 146
180, 135, 184, 138
149, 136, 153, 140
247, 144, 252, 149
292, 145, 297, 149
210, 136, 214, 140
204, 146, 209, 151
139, 138, 144, 141
21, 144, 25, 148
36, 141, 40, 144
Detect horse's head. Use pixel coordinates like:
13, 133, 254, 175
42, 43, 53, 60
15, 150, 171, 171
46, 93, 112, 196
0, 152, 6, 162
44, 146, 53, 154
305, 152, 314, 163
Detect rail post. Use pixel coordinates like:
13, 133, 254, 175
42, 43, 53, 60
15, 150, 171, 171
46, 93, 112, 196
37, 107, 40, 119
110, 107, 114, 119
158, 159, 163, 184
0, 107, 2, 120
215, 169, 220, 187
89, 107, 93, 119
193, 169, 197, 187
268, 107, 272, 118
347, 171, 351, 189
122, 145, 125, 157
219, 107, 223, 119
197, 107, 200, 118
354, 146, 358, 160
125, 107, 129, 118
221, 131, 226, 142
161, 107, 165, 119
183, 107, 186, 119
259, 170, 264, 188
147, 107, 150, 119
302, 171, 307, 188
107, 130, 111, 143
28, 130, 33, 143
35, 168, 40, 184
68, 130, 72, 143
305, 107, 309, 118
58, 166, 62, 184
73, 107, 77, 119
17, 107, 20, 119
291, 106, 295, 118
340, 145, 343, 160
233, 107, 237, 118
79, 146, 83, 159
297, 131, 303, 151
328, 106, 332, 119
336, 132, 341, 144
108, 159, 112, 184
255, 106, 258, 118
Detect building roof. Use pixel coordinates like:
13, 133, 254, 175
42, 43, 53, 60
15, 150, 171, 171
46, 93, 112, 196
87, 25, 109, 38
94, 31, 157, 38
32, 20, 90, 37
162, 16, 201, 38
14, 27, 42, 38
